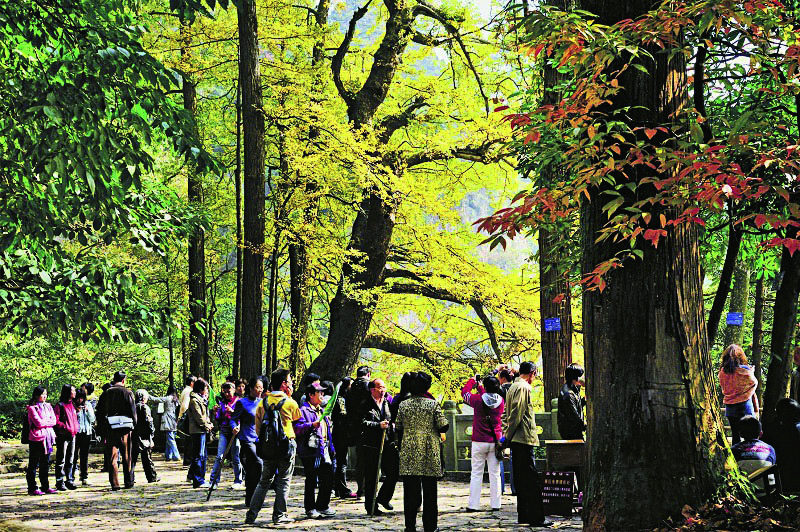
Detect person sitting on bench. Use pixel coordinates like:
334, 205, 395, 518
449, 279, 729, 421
732, 415, 775, 472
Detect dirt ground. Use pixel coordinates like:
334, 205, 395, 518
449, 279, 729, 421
0, 450, 583, 531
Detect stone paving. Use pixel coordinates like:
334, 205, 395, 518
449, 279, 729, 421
0, 452, 582, 531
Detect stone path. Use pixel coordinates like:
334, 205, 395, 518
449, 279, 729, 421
0, 451, 582, 531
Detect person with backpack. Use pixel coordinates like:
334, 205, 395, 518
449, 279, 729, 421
25, 386, 58, 495
233, 377, 265, 506
73, 389, 96, 486
95, 370, 138, 490
245, 368, 301, 526
187, 378, 214, 488
178, 374, 196, 467
462, 375, 505, 512
295, 382, 337, 519
332, 377, 357, 499
54, 384, 79, 491
149, 385, 180, 461
131, 389, 159, 484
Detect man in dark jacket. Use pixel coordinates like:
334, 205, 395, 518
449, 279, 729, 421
557, 363, 586, 441
346, 365, 372, 497
96, 370, 137, 490
359, 378, 399, 516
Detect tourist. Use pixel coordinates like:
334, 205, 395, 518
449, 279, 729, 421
26, 386, 57, 495
179, 374, 197, 467
389, 372, 416, 421
295, 382, 336, 519
718, 344, 759, 444
396, 372, 449, 532
731, 415, 775, 465
347, 365, 372, 497
497, 367, 515, 399
557, 363, 586, 440
54, 384, 79, 491
73, 389, 96, 486
149, 385, 180, 461
187, 378, 214, 488
245, 368, 301, 525
210, 382, 243, 489
235, 379, 247, 399
96, 370, 137, 490
461, 374, 504, 512
233, 377, 264, 506
299, 372, 321, 405
332, 377, 357, 499
98, 382, 113, 474
81, 382, 98, 408
503, 361, 551, 528
130, 389, 158, 483
762, 398, 800, 491
361, 378, 399, 516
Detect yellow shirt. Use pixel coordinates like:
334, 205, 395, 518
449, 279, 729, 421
255, 392, 301, 439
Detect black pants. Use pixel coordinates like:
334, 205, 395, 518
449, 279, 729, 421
302, 457, 334, 511
510, 442, 545, 525
361, 443, 399, 513
333, 440, 351, 496
403, 475, 438, 532
131, 444, 158, 483
26, 442, 50, 493
74, 433, 91, 481
240, 441, 263, 506
183, 432, 193, 466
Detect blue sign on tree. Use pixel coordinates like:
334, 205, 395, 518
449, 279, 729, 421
544, 318, 562, 332
726, 312, 744, 326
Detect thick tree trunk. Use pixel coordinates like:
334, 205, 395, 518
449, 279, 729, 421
182, 22, 206, 378
304, 194, 396, 381
581, 2, 735, 529
289, 242, 310, 378
233, 82, 243, 380
751, 277, 765, 404
707, 224, 742, 347
539, 227, 573, 411
762, 226, 800, 424
238, 0, 266, 379
722, 261, 750, 348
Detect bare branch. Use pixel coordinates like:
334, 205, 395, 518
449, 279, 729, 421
331, 0, 373, 106
377, 96, 428, 144
405, 139, 506, 168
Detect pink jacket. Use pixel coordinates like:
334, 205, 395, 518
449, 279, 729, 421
461, 378, 504, 443
28, 403, 57, 453
56, 402, 79, 438
719, 365, 757, 405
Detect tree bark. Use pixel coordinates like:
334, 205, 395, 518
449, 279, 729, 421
707, 223, 742, 347
539, 227, 573, 411
580, 2, 735, 529
751, 277, 765, 404
165, 254, 175, 390
182, 21, 207, 378
238, 0, 266, 379
722, 261, 750, 348
233, 81, 243, 380
762, 225, 800, 424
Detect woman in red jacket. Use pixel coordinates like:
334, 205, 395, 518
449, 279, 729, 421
26, 386, 57, 495
719, 344, 759, 445
55, 384, 79, 490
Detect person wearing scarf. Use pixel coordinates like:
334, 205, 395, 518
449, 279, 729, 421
294, 382, 336, 519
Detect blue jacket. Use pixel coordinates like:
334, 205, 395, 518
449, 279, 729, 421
232, 396, 260, 443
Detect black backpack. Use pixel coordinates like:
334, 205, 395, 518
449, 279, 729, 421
21, 408, 30, 445
259, 398, 289, 460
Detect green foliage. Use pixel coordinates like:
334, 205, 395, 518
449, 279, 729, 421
0, 0, 218, 343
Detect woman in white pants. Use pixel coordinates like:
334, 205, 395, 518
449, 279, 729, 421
461, 375, 505, 511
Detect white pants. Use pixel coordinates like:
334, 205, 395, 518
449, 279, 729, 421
468, 441, 501, 510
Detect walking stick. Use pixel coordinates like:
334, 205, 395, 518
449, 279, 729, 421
206, 434, 237, 501
370, 427, 387, 518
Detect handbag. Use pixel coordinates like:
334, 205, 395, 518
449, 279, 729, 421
107, 415, 134, 430
487, 412, 504, 461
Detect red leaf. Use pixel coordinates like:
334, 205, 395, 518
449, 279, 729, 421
644, 128, 657, 140
786, 239, 800, 257
524, 130, 541, 145
494, 105, 509, 112
755, 214, 767, 228
533, 43, 545, 58
552, 293, 566, 304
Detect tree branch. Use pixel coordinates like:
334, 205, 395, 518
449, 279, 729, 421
405, 139, 506, 168
362, 333, 444, 381
378, 96, 428, 144
382, 268, 430, 283
331, 0, 373, 107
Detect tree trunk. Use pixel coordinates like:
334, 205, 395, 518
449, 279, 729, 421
182, 21, 207, 378
238, 0, 266, 379
165, 254, 175, 390
289, 242, 310, 378
762, 225, 800, 424
233, 81, 243, 380
581, 2, 736, 529
707, 223, 742, 347
751, 277, 765, 404
265, 243, 279, 375
539, 227, 573, 411
722, 261, 750, 348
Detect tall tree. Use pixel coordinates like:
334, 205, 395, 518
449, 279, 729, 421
722, 261, 750, 348
237, 0, 266, 379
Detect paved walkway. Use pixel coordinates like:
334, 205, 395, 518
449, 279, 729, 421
0, 452, 582, 531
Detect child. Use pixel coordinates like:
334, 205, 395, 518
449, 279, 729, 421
131, 389, 159, 483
